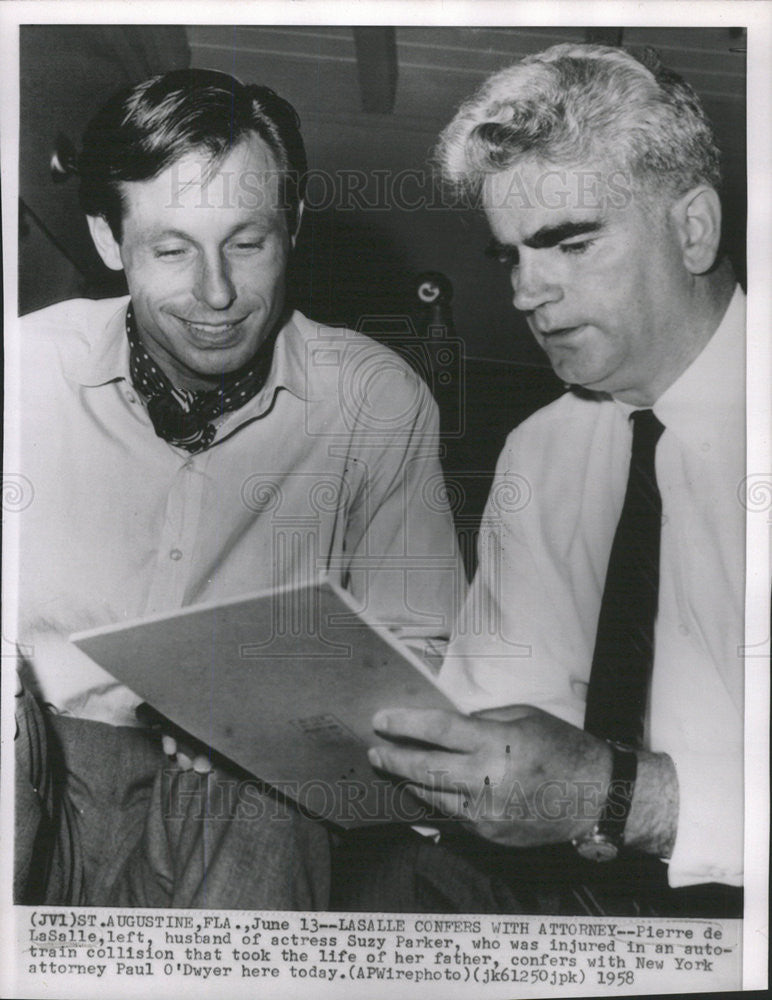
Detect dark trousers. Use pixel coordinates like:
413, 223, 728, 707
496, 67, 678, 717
15, 688, 330, 908
331, 825, 743, 918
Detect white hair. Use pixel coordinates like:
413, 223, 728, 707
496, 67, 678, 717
435, 44, 721, 203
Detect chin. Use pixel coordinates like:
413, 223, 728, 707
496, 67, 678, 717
550, 353, 612, 390
192, 352, 252, 378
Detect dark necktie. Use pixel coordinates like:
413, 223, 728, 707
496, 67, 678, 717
584, 409, 665, 748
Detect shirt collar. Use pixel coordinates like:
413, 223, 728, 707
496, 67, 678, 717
615, 285, 746, 454
259, 310, 316, 404
64, 296, 132, 386
66, 298, 315, 405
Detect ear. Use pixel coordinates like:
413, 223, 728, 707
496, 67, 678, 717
290, 200, 304, 249
669, 185, 722, 274
87, 215, 124, 271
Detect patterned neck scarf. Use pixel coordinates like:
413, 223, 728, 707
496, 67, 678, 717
126, 303, 277, 453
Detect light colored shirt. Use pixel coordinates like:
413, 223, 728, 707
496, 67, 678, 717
11, 296, 462, 727
440, 288, 746, 888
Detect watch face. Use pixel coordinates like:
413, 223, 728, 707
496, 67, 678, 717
574, 837, 620, 863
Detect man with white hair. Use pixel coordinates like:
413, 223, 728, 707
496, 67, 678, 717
358, 44, 744, 916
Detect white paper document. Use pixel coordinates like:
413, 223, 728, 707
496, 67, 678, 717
71, 578, 456, 828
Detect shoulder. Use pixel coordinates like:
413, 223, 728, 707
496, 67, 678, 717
18, 296, 128, 362
290, 311, 436, 416
20, 296, 128, 339
498, 388, 619, 467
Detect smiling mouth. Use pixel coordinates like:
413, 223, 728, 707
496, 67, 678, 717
176, 316, 247, 342
180, 317, 245, 330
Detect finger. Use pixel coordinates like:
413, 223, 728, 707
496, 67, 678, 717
368, 743, 476, 788
192, 754, 213, 774
372, 708, 482, 752
406, 782, 528, 837
401, 782, 484, 822
471, 704, 539, 723
161, 728, 213, 771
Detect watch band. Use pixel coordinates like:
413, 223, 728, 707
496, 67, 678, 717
573, 741, 638, 862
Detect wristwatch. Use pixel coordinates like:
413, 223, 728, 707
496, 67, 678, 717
572, 741, 638, 862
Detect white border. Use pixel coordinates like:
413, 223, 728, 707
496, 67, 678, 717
1, 2, 769, 995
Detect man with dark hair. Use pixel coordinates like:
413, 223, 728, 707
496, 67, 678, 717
12, 69, 458, 908
361, 44, 745, 916
78, 69, 307, 241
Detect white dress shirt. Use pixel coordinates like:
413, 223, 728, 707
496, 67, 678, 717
440, 288, 745, 888
10, 296, 462, 727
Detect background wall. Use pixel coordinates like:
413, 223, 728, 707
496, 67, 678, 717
19, 26, 191, 310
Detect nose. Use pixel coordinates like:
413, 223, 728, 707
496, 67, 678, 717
510, 250, 561, 313
195, 251, 236, 310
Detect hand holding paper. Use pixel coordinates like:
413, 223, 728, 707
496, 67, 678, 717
368, 706, 613, 847
135, 703, 214, 773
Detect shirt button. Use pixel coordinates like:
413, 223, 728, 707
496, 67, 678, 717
678, 623, 690, 636
126, 392, 137, 404
701, 441, 711, 452
170, 548, 183, 561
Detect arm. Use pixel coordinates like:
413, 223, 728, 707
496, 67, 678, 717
437, 418, 592, 722
626, 748, 678, 857
368, 706, 679, 856
342, 359, 462, 648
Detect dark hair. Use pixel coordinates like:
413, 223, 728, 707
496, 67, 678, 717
78, 68, 307, 239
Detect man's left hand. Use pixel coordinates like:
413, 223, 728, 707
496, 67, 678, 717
368, 707, 613, 847
135, 703, 213, 774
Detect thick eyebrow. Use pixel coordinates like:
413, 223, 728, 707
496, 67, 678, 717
486, 220, 603, 262
524, 220, 603, 249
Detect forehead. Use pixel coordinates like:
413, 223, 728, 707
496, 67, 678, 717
482, 157, 641, 241
119, 134, 284, 234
